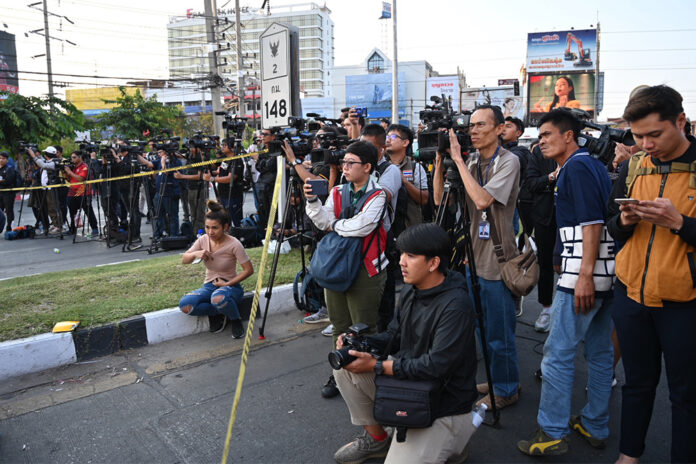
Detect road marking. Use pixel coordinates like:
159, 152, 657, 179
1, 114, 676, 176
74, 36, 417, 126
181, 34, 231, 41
96, 259, 141, 267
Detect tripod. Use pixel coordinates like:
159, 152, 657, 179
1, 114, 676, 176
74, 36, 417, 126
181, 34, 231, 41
436, 179, 500, 426
122, 158, 145, 252
258, 169, 310, 338
147, 166, 173, 255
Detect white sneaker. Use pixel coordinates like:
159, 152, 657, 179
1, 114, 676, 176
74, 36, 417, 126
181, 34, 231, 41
303, 307, 329, 324
321, 324, 333, 337
48, 226, 60, 234
535, 307, 552, 333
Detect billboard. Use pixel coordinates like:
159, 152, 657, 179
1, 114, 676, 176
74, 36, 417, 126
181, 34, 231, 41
0, 31, 19, 95
345, 72, 405, 118
426, 76, 460, 112
527, 73, 596, 126
527, 29, 597, 73
65, 87, 140, 111
460, 86, 525, 121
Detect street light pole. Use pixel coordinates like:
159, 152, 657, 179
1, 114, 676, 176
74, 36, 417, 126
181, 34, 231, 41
391, 0, 398, 124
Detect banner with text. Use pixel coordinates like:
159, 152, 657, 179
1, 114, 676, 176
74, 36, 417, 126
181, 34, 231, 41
527, 29, 597, 73
426, 76, 460, 112
0, 31, 19, 96
345, 72, 405, 119
460, 86, 525, 121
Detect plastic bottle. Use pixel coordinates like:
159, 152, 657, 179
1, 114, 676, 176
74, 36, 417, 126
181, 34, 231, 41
197, 229, 204, 239
472, 403, 488, 428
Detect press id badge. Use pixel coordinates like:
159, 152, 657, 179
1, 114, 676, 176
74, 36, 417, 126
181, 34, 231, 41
220, 162, 229, 170
478, 221, 490, 240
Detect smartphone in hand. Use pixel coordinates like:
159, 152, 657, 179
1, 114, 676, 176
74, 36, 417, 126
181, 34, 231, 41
307, 179, 329, 196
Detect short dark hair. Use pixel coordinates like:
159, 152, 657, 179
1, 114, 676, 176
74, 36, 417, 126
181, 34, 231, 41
537, 109, 582, 142
55, 145, 63, 154
345, 140, 378, 173
505, 116, 525, 133
387, 123, 413, 148
205, 200, 230, 226
623, 85, 684, 124
0, 151, 9, 159
380, 118, 390, 124
396, 223, 451, 274
361, 123, 386, 146
475, 105, 505, 125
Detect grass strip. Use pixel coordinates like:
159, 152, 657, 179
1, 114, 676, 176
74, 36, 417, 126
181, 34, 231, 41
0, 247, 305, 342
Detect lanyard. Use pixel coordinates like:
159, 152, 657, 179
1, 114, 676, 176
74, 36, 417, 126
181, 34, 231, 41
476, 146, 500, 187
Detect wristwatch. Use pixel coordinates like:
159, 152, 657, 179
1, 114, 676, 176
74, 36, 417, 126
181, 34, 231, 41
549, 172, 557, 182
374, 360, 384, 375
291, 159, 302, 167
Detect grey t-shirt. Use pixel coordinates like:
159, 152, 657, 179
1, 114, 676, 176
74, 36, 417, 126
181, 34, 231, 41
465, 148, 520, 281
373, 157, 401, 232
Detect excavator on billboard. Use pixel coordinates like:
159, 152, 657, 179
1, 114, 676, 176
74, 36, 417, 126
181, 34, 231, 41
564, 32, 593, 67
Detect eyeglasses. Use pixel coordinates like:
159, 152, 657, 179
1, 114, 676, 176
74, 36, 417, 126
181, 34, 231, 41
261, 133, 272, 137
386, 134, 406, 140
468, 122, 489, 130
339, 160, 365, 168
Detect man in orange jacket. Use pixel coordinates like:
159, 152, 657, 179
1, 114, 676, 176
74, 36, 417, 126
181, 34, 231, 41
607, 85, 696, 463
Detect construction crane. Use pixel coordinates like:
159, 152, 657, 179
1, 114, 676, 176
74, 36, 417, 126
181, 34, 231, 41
564, 32, 593, 67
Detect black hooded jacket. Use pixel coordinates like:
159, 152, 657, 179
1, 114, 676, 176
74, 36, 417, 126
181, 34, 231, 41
370, 270, 478, 418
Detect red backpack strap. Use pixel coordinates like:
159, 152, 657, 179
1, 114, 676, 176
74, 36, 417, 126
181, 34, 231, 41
332, 185, 343, 218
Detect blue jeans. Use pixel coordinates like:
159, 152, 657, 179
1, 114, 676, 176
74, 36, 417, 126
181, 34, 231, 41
538, 291, 614, 439
178, 282, 244, 320
465, 268, 520, 398
154, 194, 179, 237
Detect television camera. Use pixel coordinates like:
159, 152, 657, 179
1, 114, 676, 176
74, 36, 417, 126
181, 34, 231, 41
566, 108, 635, 169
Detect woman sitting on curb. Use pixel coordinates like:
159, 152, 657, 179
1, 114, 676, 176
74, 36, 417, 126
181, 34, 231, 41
179, 200, 254, 338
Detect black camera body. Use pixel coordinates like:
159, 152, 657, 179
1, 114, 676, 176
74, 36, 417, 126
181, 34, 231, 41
187, 132, 218, 151
311, 132, 353, 166
328, 322, 378, 370
18, 141, 39, 155
565, 108, 635, 172
417, 95, 473, 164
150, 135, 181, 154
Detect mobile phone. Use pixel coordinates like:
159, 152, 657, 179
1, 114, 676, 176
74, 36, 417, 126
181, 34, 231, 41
307, 179, 329, 196
354, 107, 368, 118
615, 198, 639, 205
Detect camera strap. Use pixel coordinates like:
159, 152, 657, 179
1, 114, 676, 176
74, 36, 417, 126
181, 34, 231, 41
475, 146, 500, 187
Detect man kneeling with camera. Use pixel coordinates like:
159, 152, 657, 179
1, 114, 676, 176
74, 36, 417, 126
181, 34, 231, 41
332, 223, 478, 464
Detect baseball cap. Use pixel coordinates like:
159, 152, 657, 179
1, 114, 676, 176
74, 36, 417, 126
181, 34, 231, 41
44, 146, 58, 155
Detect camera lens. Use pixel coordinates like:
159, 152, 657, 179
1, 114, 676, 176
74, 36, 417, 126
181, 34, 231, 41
328, 347, 355, 370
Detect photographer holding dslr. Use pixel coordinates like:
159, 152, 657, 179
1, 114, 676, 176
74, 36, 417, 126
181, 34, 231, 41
27, 146, 65, 234
331, 223, 477, 464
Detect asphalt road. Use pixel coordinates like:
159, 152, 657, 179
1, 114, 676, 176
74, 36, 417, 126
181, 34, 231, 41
0, 296, 673, 463
0, 190, 259, 280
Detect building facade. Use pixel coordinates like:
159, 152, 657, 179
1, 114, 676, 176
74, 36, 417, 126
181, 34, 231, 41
167, 3, 334, 99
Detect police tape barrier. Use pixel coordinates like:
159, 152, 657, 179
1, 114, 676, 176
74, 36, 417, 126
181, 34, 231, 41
221, 156, 284, 464
0, 149, 269, 193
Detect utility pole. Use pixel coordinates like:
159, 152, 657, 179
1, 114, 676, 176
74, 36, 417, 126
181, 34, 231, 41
235, 0, 244, 122
391, 0, 398, 123
42, 0, 54, 98
204, 0, 224, 136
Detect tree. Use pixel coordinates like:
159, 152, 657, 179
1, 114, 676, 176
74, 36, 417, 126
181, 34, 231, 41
0, 92, 88, 152
96, 87, 185, 139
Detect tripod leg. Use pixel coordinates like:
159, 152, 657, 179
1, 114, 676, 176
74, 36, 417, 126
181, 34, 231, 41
258, 178, 294, 338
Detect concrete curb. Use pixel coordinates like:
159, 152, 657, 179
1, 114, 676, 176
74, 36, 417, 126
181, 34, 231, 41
0, 283, 296, 380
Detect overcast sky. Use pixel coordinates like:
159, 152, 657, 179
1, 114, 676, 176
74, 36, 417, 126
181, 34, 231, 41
2, 0, 695, 120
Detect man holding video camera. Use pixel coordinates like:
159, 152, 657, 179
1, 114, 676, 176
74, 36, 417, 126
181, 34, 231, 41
433, 105, 521, 410
607, 85, 696, 463
331, 223, 477, 464
255, 129, 279, 229
27, 146, 65, 234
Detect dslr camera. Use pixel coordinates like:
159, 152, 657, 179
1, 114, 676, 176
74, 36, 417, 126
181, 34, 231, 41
328, 322, 380, 370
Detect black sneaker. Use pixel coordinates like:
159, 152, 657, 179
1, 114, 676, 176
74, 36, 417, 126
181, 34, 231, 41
208, 314, 227, 333
230, 318, 245, 339
321, 374, 340, 398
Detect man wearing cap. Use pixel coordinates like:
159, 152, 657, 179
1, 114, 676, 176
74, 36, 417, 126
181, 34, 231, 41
0, 151, 18, 232
28, 146, 64, 234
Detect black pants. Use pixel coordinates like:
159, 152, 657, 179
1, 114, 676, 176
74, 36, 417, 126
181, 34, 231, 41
67, 195, 98, 231
534, 221, 557, 307
518, 200, 535, 236
611, 283, 696, 462
0, 192, 14, 231
256, 181, 274, 230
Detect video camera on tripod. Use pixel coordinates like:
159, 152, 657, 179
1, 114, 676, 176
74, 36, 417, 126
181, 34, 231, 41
186, 132, 219, 151
150, 130, 181, 154
267, 117, 316, 158
310, 131, 353, 166
564, 108, 635, 170
417, 95, 473, 164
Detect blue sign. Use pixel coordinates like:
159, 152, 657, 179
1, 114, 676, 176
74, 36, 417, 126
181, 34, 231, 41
380, 2, 391, 19
527, 29, 597, 73
345, 72, 405, 119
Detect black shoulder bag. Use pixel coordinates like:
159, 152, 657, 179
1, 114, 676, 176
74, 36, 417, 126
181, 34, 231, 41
373, 298, 442, 442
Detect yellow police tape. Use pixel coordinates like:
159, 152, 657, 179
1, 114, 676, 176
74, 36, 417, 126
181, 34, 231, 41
0, 149, 268, 193
221, 156, 283, 464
